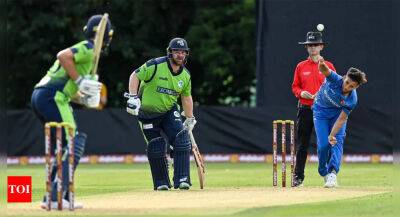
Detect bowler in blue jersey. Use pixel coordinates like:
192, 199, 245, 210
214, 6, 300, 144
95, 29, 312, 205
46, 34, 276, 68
313, 59, 367, 188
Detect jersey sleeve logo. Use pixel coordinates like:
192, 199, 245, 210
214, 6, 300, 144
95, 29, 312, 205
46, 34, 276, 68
302, 71, 311, 76
178, 80, 184, 88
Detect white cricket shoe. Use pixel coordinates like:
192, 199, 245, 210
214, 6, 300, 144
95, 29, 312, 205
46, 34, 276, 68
178, 182, 190, 190
324, 172, 337, 188
40, 199, 83, 210
156, 185, 169, 191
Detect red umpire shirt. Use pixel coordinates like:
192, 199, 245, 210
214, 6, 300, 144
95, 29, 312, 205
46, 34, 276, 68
292, 57, 336, 106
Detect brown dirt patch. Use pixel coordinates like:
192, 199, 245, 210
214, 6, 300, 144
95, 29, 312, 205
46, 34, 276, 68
7, 187, 386, 216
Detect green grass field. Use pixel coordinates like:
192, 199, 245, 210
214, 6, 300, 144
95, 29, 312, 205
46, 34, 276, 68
7, 162, 396, 217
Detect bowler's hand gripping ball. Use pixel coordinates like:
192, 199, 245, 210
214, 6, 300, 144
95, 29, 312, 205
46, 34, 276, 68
317, 24, 324, 32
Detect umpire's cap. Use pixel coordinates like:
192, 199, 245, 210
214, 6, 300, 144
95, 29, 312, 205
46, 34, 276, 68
298, 32, 327, 45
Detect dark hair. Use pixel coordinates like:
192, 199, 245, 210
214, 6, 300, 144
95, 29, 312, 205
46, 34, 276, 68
346, 67, 367, 85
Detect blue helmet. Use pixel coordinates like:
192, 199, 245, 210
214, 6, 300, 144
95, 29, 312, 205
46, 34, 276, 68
83, 14, 114, 45
166, 38, 190, 60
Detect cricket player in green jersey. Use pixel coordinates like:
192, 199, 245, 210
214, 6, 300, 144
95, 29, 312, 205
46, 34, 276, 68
127, 38, 196, 190
31, 15, 113, 209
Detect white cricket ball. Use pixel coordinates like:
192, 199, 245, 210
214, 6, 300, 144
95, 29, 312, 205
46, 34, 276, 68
317, 24, 324, 32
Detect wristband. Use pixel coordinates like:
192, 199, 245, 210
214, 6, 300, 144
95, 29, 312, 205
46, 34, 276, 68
128, 93, 138, 98
75, 76, 83, 85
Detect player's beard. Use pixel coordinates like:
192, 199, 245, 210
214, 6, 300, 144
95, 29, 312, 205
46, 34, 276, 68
172, 57, 184, 66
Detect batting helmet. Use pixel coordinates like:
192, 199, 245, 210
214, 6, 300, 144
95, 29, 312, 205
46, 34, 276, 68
166, 38, 190, 59
83, 14, 114, 45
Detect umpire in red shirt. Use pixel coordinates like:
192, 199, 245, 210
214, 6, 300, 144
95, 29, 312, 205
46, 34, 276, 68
291, 31, 336, 186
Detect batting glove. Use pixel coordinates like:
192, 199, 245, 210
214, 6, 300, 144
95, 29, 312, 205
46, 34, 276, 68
80, 92, 100, 108
75, 76, 102, 96
183, 116, 197, 131
126, 94, 141, 116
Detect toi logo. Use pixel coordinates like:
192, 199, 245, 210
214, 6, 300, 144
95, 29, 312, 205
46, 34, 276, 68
7, 176, 32, 203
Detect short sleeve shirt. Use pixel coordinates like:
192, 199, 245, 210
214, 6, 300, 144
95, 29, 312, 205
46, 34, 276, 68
35, 40, 94, 99
313, 70, 358, 119
135, 56, 192, 113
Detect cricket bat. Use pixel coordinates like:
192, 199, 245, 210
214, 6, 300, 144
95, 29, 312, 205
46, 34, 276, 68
188, 129, 205, 189
91, 13, 109, 76
181, 111, 205, 189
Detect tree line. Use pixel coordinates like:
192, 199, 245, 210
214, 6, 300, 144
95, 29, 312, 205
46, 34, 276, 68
7, 0, 255, 108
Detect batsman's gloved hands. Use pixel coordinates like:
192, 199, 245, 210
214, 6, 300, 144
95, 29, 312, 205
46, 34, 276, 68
75, 76, 102, 96
80, 92, 100, 108
183, 116, 197, 131
126, 94, 141, 116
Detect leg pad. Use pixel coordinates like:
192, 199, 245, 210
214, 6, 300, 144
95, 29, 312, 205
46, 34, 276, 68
147, 137, 171, 190
172, 130, 191, 188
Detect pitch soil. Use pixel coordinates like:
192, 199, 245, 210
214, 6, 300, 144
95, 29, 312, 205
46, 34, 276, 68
7, 187, 387, 216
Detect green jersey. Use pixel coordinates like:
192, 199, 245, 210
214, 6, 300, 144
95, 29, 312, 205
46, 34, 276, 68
135, 56, 192, 113
35, 40, 94, 99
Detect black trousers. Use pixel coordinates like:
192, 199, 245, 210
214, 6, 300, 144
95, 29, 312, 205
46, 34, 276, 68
295, 106, 314, 180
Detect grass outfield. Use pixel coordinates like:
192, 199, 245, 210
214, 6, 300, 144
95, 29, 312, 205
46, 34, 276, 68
7, 163, 395, 217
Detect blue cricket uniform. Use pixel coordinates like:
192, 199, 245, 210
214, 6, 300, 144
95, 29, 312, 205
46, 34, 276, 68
313, 70, 358, 176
